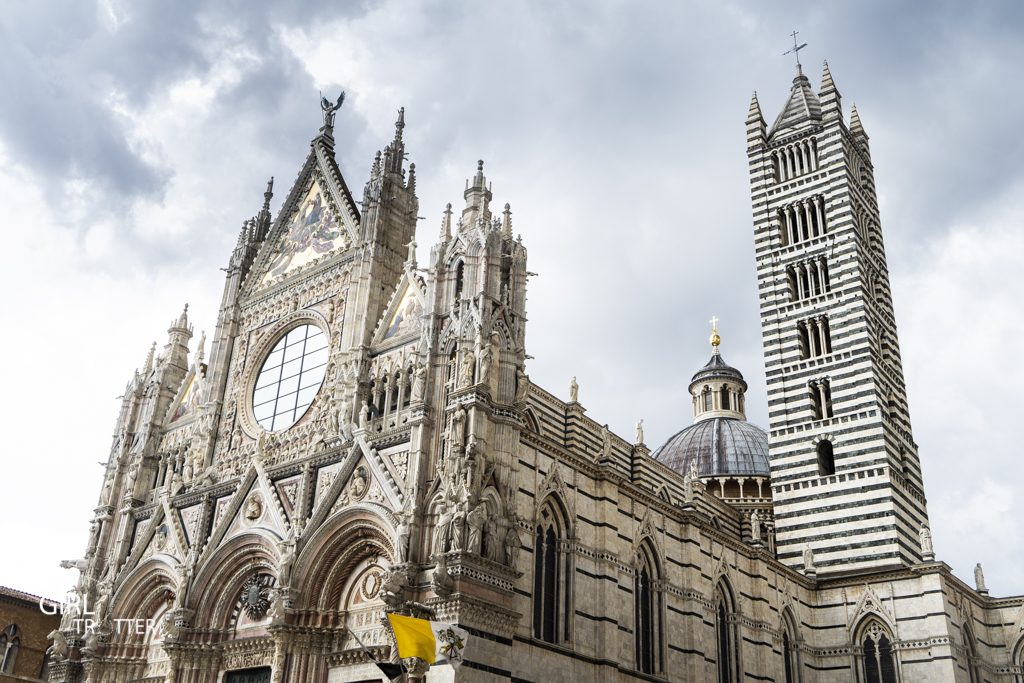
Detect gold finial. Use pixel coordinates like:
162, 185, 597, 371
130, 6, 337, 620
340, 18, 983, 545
709, 315, 721, 349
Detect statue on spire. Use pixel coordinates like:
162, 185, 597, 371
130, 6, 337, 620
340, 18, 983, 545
319, 91, 346, 131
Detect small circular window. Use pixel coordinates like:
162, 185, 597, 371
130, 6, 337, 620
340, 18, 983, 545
252, 324, 328, 431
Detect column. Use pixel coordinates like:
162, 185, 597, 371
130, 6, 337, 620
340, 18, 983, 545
818, 382, 830, 418
793, 206, 805, 243
819, 317, 831, 354
808, 319, 820, 357
814, 196, 825, 235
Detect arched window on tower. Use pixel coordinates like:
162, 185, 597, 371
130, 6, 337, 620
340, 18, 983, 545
716, 582, 738, 683
635, 541, 663, 675
858, 618, 898, 683
533, 497, 571, 644
703, 387, 713, 412
816, 440, 835, 476
0, 625, 19, 674
720, 386, 731, 410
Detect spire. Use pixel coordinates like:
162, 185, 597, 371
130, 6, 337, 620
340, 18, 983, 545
768, 65, 821, 137
746, 92, 764, 124
440, 203, 453, 241
850, 103, 868, 139
462, 160, 492, 225
143, 342, 156, 375
820, 60, 837, 94
195, 330, 206, 365
254, 177, 274, 242
384, 107, 407, 175
819, 60, 842, 120
746, 91, 767, 149
172, 303, 190, 332
501, 203, 513, 239
407, 162, 417, 193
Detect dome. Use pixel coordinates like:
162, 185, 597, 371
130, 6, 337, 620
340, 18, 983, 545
653, 417, 769, 477
689, 352, 747, 392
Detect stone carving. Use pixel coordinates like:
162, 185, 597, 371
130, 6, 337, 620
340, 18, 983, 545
245, 494, 263, 520
381, 566, 409, 607
600, 425, 612, 459
46, 629, 68, 660
411, 364, 426, 403
504, 522, 522, 568
266, 589, 285, 623
431, 557, 454, 597
350, 465, 369, 500
317, 90, 346, 129
974, 563, 987, 593
920, 526, 934, 559
396, 511, 412, 562
358, 400, 370, 429
450, 500, 468, 552
750, 510, 761, 543
450, 406, 467, 448
484, 516, 502, 562
569, 376, 579, 402
154, 524, 168, 551
278, 537, 296, 587
466, 502, 487, 555
803, 546, 816, 575
635, 419, 645, 445
515, 367, 530, 403
432, 503, 454, 557
459, 351, 475, 387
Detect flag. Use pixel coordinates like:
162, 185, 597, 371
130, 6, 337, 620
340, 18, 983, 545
386, 613, 469, 669
374, 660, 404, 682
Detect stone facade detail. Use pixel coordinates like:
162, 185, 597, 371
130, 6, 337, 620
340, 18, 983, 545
50, 68, 1024, 683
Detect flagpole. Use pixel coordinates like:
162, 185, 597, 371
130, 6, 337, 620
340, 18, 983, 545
348, 628, 406, 682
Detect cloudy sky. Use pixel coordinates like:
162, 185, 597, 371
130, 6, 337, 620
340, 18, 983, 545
1, 1, 1022, 601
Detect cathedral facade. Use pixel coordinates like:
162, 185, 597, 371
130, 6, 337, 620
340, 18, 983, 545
51, 63, 1024, 683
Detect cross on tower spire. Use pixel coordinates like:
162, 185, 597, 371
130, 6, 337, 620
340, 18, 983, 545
783, 30, 808, 72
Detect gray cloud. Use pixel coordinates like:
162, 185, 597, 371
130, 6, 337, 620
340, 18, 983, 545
1, 0, 1022, 598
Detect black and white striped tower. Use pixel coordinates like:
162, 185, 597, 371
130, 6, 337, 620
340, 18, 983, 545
747, 61, 930, 575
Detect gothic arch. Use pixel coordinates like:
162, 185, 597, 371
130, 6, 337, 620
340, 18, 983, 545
962, 623, 981, 683
294, 506, 396, 613
634, 537, 664, 675
190, 532, 279, 631
532, 493, 573, 645
522, 407, 541, 434
853, 614, 899, 683
780, 606, 802, 683
715, 577, 740, 683
107, 559, 177, 653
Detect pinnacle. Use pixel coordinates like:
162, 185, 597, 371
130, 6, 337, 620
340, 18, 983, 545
820, 60, 836, 93
747, 91, 764, 123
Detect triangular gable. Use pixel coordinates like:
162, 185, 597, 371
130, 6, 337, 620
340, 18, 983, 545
167, 370, 202, 424
245, 142, 360, 292
372, 272, 427, 345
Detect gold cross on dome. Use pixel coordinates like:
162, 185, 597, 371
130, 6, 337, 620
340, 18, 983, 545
709, 315, 719, 331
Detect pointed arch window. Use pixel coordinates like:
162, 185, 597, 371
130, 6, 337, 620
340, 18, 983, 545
781, 609, 801, 683
964, 626, 981, 683
634, 542, 663, 674
533, 497, 571, 644
0, 625, 19, 674
859, 619, 898, 683
716, 583, 738, 683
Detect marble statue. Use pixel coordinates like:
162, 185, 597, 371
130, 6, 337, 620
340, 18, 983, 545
569, 376, 579, 402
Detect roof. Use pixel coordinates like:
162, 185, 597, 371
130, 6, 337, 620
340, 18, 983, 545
0, 585, 61, 608
689, 352, 747, 390
652, 417, 769, 477
769, 68, 822, 138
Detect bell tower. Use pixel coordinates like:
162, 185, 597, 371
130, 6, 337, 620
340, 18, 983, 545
748, 61, 930, 575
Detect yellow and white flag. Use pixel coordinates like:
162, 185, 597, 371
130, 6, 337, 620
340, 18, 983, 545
386, 613, 469, 669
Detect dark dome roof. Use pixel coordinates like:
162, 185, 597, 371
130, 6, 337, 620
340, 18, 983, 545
653, 417, 769, 477
689, 352, 747, 390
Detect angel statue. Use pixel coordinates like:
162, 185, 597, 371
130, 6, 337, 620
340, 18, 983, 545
320, 90, 346, 129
